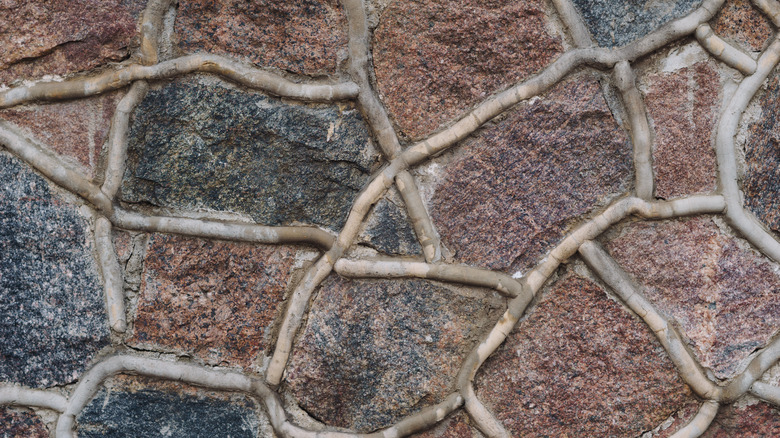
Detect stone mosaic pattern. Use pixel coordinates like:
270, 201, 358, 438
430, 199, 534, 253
1, 0, 780, 436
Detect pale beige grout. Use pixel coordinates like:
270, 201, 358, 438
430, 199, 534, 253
138, 0, 175, 65
94, 217, 127, 333
696, 24, 757, 75
0, 385, 68, 412
750, 381, 780, 406
550, 0, 595, 48
462, 384, 510, 438
752, 0, 780, 26
721, 335, 780, 402
669, 401, 720, 438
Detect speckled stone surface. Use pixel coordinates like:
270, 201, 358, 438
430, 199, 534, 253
128, 234, 299, 368
358, 197, 422, 256
701, 402, 780, 437
287, 276, 503, 432
0, 92, 123, 178
711, 0, 772, 53
372, 0, 562, 140
77, 376, 261, 438
176, 0, 348, 76
475, 274, 693, 437
745, 69, 780, 235
429, 77, 631, 273
0, 153, 109, 388
120, 79, 380, 231
410, 411, 480, 438
0, 408, 49, 438
606, 216, 780, 379
644, 60, 719, 198
0, 0, 142, 85
571, 0, 702, 47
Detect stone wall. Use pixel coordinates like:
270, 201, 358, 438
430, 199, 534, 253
1, 0, 780, 436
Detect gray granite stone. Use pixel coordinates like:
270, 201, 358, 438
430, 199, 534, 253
120, 79, 380, 231
0, 153, 108, 388
359, 198, 422, 256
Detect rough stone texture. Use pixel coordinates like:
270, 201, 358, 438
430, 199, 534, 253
606, 217, 780, 379
652, 400, 701, 438
0, 0, 142, 85
0, 92, 123, 179
120, 79, 380, 231
129, 233, 299, 368
0, 408, 49, 438
410, 411, 481, 438
475, 274, 692, 437
0, 153, 109, 388
744, 69, 780, 235
701, 402, 780, 437
358, 197, 422, 256
711, 0, 772, 53
644, 60, 719, 199
77, 376, 260, 438
176, 0, 348, 76
571, 0, 702, 48
372, 0, 562, 140
429, 77, 631, 273
287, 276, 504, 432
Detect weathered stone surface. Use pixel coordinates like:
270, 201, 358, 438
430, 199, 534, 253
571, 0, 702, 47
0, 92, 123, 178
176, 0, 348, 75
429, 77, 631, 273
644, 60, 719, 198
0, 153, 109, 387
372, 0, 562, 140
0, 0, 142, 85
475, 274, 692, 437
120, 79, 380, 231
606, 217, 780, 379
0, 408, 49, 438
651, 400, 701, 438
129, 234, 299, 368
77, 376, 261, 438
701, 402, 780, 437
745, 69, 780, 234
410, 411, 480, 438
358, 197, 422, 256
287, 276, 503, 432
711, 0, 772, 53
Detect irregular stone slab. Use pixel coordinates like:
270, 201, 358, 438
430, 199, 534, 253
77, 376, 261, 438
410, 411, 480, 438
176, 0, 348, 75
358, 197, 422, 256
643, 58, 719, 198
120, 79, 380, 231
745, 69, 780, 234
0, 408, 49, 438
475, 274, 692, 437
606, 217, 780, 379
701, 402, 780, 437
373, 0, 562, 139
0, 153, 109, 387
429, 77, 631, 273
287, 276, 504, 432
129, 234, 299, 369
0, 0, 141, 85
0, 92, 123, 178
711, 0, 772, 53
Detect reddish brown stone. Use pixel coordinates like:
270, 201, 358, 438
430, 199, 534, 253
373, 0, 562, 140
644, 60, 719, 199
429, 77, 630, 273
129, 234, 300, 368
410, 411, 479, 438
711, 0, 772, 53
475, 274, 692, 437
0, 92, 123, 178
287, 276, 504, 432
0, 0, 140, 85
176, 0, 348, 76
606, 217, 780, 379
0, 408, 48, 438
701, 402, 780, 437
651, 400, 701, 438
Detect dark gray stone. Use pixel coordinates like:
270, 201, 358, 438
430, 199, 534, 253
0, 153, 109, 388
120, 79, 380, 231
359, 198, 421, 256
77, 386, 259, 438
571, 0, 702, 47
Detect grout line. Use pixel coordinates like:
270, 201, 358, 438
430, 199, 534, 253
550, 0, 595, 48
0, 385, 68, 413
696, 24, 757, 75
94, 217, 127, 333
669, 401, 720, 438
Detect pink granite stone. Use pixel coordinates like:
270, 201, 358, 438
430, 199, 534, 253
410, 411, 480, 438
702, 402, 780, 437
0, 408, 48, 438
711, 0, 773, 53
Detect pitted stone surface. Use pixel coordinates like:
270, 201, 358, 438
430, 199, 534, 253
129, 234, 299, 368
0, 408, 49, 438
120, 80, 380, 231
571, 0, 702, 47
410, 411, 479, 438
606, 217, 780, 379
359, 198, 422, 256
372, 0, 562, 140
701, 402, 780, 437
287, 276, 503, 432
0, 0, 141, 85
0, 153, 108, 388
711, 0, 772, 53
429, 77, 631, 272
475, 274, 691, 437
176, 0, 348, 75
